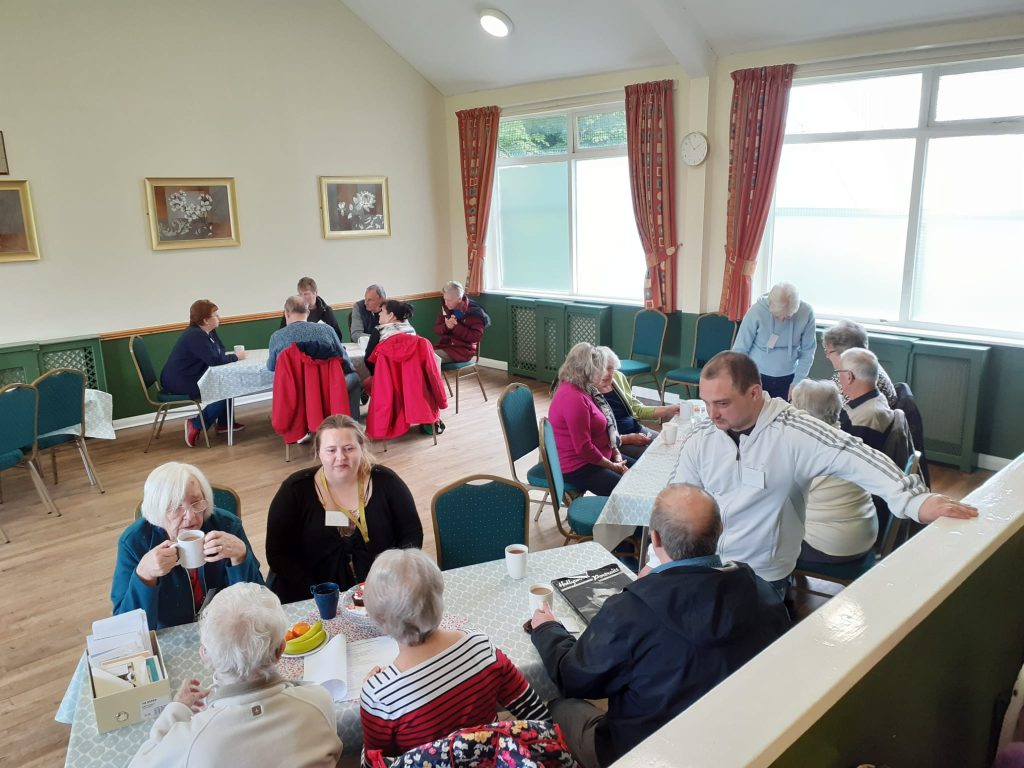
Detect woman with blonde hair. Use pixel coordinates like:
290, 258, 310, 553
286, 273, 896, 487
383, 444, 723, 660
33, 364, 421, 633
266, 415, 422, 602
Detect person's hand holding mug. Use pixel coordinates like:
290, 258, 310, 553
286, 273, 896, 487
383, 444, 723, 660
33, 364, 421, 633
234, 350, 249, 361
136, 540, 181, 585
531, 604, 558, 631
620, 433, 652, 446
444, 315, 458, 331
203, 530, 246, 566
174, 678, 210, 714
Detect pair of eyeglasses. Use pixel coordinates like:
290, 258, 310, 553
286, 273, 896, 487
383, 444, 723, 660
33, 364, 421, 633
170, 499, 209, 519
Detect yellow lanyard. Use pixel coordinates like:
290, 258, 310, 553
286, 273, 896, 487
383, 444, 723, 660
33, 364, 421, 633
318, 469, 369, 543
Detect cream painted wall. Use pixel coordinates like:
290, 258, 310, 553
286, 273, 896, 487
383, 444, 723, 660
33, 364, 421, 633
0, 0, 450, 344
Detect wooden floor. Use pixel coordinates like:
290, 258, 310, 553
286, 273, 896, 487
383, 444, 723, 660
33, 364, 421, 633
0, 368, 992, 768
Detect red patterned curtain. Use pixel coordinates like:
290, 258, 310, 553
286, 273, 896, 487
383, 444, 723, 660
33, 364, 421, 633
456, 106, 501, 295
719, 64, 795, 320
625, 80, 678, 313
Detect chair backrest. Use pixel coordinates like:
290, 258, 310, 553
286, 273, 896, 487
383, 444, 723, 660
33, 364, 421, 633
894, 381, 931, 488
497, 383, 539, 466
0, 383, 38, 457
129, 335, 159, 391
33, 368, 86, 436
431, 474, 529, 570
693, 312, 738, 367
904, 450, 922, 478
537, 417, 566, 512
630, 309, 668, 360
134, 483, 242, 522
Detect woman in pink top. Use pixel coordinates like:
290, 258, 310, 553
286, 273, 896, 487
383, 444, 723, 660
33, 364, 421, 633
548, 343, 627, 496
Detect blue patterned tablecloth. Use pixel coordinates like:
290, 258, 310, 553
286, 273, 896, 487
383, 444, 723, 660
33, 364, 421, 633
60, 542, 620, 765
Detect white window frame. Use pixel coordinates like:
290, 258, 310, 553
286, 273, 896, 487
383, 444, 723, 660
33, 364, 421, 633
759, 54, 1024, 342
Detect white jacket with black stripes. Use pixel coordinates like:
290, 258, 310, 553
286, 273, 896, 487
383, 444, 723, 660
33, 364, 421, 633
675, 393, 929, 582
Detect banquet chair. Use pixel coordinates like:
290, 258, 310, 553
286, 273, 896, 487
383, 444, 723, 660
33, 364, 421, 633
441, 351, 488, 414
894, 382, 931, 488
31, 368, 104, 493
129, 335, 210, 452
617, 309, 667, 398
661, 312, 737, 401
0, 383, 61, 542
431, 474, 529, 570
134, 483, 242, 522
537, 417, 608, 544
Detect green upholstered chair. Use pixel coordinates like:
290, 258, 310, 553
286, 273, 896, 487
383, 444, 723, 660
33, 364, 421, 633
32, 368, 104, 493
441, 352, 488, 414
0, 383, 61, 542
538, 417, 608, 544
616, 309, 668, 398
431, 474, 529, 570
134, 483, 242, 522
129, 334, 210, 452
661, 313, 738, 401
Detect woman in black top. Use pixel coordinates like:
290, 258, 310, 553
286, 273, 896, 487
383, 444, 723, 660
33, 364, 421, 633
266, 414, 422, 604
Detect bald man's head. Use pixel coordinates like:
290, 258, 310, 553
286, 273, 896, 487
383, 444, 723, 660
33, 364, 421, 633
649, 484, 722, 561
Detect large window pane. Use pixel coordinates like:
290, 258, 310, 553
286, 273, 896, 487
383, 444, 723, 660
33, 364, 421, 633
786, 74, 921, 134
494, 163, 571, 293
575, 157, 644, 302
576, 110, 627, 150
935, 67, 1024, 121
912, 135, 1024, 333
497, 114, 568, 159
768, 140, 915, 318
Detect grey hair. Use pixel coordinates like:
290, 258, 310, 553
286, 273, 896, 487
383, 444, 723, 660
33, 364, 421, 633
364, 549, 443, 646
596, 346, 621, 371
791, 379, 842, 426
823, 319, 869, 354
442, 280, 465, 298
649, 484, 722, 561
558, 342, 607, 389
366, 284, 387, 300
199, 583, 288, 686
284, 294, 310, 315
767, 282, 800, 317
141, 462, 214, 528
840, 347, 879, 382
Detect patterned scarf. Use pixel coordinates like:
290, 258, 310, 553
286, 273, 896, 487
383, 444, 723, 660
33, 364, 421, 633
588, 385, 621, 452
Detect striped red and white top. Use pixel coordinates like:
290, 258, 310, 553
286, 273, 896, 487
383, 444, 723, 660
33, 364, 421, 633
359, 631, 549, 762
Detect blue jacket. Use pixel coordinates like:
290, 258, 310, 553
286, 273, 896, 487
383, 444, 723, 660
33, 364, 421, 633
160, 325, 238, 399
732, 295, 817, 382
111, 509, 264, 629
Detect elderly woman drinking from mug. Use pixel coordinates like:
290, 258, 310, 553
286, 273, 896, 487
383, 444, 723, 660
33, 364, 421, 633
128, 582, 342, 768
360, 549, 548, 766
111, 462, 263, 629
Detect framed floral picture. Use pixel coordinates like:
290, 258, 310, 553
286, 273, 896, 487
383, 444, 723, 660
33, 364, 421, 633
0, 180, 40, 263
319, 176, 390, 239
144, 177, 240, 251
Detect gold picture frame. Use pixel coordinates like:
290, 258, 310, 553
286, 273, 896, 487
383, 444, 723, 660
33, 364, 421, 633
319, 176, 390, 239
0, 180, 40, 263
144, 177, 240, 251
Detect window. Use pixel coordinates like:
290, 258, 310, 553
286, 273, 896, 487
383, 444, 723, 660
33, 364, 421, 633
762, 59, 1024, 338
486, 104, 645, 304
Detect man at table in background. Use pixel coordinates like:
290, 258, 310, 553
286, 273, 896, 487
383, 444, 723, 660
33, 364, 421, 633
676, 351, 977, 596
351, 283, 386, 343
268, 295, 361, 413
530, 484, 789, 768
278, 276, 344, 343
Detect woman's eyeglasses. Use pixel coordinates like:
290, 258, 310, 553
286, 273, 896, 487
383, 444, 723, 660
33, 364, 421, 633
169, 499, 209, 521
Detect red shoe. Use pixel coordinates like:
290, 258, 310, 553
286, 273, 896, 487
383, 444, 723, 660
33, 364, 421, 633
216, 422, 246, 434
185, 420, 201, 447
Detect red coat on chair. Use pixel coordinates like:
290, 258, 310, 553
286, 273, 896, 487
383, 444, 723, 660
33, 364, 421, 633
271, 343, 351, 443
366, 334, 448, 440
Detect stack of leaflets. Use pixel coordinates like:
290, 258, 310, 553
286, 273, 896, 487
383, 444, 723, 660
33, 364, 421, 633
86, 609, 166, 696
551, 564, 634, 625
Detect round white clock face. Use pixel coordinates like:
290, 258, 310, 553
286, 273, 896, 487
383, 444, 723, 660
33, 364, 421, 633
681, 131, 708, 167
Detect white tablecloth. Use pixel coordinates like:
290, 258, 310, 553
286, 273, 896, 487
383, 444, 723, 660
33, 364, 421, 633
60, 542, 621, 764
38, 388, 115, 441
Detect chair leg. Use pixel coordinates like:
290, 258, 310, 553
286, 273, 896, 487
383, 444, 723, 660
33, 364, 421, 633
531, 490, 550, 522
474, 368, 488, 403
50, 448, 59, 485
443, 372, 453, 397
25, 461, 60, 517
194, 403, 211, 449
0, 522, 8, 543
76, 438, 104, 493
454, 370, 460, 414
155, 408, 168, 439
284, 441, 291, 462
144, 409, 163, 453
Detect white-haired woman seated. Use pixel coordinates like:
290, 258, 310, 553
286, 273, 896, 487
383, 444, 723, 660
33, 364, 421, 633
128, 583, 342, 768
791, 380, 879, 563
360, 549, 549, 767
111, 462, 263, 629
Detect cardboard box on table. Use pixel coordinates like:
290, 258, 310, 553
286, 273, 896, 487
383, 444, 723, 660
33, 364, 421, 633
88, 630, 171, 733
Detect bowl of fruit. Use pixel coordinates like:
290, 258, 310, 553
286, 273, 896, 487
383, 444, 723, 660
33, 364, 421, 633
282, 620, 328, 657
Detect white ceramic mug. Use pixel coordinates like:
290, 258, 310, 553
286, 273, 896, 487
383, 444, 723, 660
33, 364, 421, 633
233, 345, 245, 354
662, 421, 679, 445
505, 544, 528, 580
677, 401, 693, 424
358, 335, 370, 351
528, 583, 554, 613
173, 530, 206, 569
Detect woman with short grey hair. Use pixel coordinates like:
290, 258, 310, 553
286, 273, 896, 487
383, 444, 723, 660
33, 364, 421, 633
128, 583, 343, 768
359, 549, 548, 764
548, 342, 627, 495
821, 319, 898, 406
790, 380, 878, 564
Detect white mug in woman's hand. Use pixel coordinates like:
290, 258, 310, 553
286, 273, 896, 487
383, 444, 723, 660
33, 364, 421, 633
172, 530, 206, 569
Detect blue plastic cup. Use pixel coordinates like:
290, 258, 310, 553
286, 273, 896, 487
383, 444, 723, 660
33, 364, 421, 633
310, 582, 340, 620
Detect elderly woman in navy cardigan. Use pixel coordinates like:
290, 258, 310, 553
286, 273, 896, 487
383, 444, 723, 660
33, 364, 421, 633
111, 462, 263, 629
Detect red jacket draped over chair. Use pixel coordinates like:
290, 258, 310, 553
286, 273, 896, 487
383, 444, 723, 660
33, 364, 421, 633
271, 343, 351, 443
366, 334, 448, 440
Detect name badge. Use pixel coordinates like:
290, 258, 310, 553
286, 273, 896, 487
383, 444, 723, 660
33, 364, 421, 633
324, 510, 348, 527
742, 466, 766, 489
767, 333, 780, 350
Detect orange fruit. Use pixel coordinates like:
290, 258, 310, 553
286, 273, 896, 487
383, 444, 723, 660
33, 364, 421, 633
292, 622, 311, 637
284, 630, 296, 642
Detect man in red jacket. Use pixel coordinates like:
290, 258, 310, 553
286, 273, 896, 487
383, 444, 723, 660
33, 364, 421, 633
433, 280, 490, 363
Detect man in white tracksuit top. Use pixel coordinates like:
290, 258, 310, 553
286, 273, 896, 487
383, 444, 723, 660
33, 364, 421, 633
675, 351, 977, 593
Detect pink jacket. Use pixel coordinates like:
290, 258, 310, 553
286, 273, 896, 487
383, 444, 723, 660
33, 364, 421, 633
548, 383, 613, 474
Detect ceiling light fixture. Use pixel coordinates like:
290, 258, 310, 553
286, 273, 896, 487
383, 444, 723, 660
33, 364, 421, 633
479, 8, 513, 38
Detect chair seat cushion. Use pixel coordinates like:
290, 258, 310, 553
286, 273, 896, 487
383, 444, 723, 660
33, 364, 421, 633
157, 391, 195, 403
36, 433, 76, 450
795, 553, 875, 582
441, 360, 474, 371
567, 495, 608, 538
663, 367, 702, 384
0, 448, 26, 471
525, 463, 578, 495
617, 359, 651, 376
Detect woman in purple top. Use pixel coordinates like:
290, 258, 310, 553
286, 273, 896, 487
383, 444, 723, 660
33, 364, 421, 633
547, 343, 627, 496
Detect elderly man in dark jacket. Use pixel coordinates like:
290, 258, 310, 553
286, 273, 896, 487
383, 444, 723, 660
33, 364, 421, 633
530, 484, 790, 768
433, 280, 490, 363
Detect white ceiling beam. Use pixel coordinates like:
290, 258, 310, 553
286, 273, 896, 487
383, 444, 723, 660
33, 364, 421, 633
634, 0, 717, 78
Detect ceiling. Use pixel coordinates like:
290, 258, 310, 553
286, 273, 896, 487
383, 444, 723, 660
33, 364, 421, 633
338, 0, 1022, 95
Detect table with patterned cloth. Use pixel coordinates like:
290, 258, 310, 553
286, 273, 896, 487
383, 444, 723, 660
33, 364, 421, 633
38, 388, 116, 441
59, 542, 622, 765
